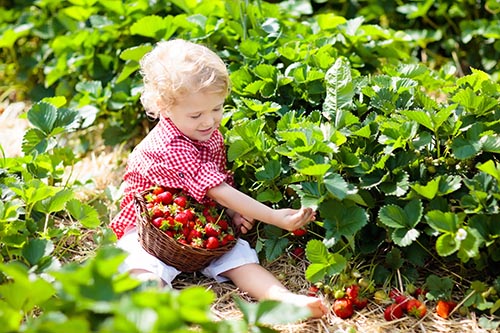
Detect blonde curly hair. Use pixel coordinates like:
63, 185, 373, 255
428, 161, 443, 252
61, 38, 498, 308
139, 39, 230, 119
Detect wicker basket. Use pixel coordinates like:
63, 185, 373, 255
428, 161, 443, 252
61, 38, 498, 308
134, 189, 238, 272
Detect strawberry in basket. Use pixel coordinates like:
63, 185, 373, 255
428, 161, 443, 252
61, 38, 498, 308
144, 185, 236, 250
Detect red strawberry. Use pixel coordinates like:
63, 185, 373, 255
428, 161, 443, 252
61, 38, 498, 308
152, 186, 165, 195
332, 297, 354, 319
152, 217, 164, 228
352, 297, 368, 310
436, 300, 457, 319
205, 223, 221, 238
345, 284, 360, 300
187, 228, 202, 242
394, 295, 409, 311
217, 219, 229, 231
291, 228, 307, 236
384, 303, 404, 321
206, 236, 219, 249
406, 299, 427, 318
389, 288, 402, 300
150, 205, 164, 219
221, 233, 235, 246
174, 211, 189, 225
291, 246, 305, 258
174, 195, 187, 208
307, 285, 320, 296
156, 190, 173, 205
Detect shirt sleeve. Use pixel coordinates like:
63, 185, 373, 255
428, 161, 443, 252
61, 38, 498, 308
145, 139, 229, 202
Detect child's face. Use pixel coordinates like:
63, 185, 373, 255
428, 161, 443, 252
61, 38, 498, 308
165, 90, 226, 142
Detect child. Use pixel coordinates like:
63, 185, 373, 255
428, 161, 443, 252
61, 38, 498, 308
109, 39, 327, 319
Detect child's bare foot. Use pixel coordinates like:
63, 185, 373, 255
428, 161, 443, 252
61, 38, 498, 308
280, 293, 328, 319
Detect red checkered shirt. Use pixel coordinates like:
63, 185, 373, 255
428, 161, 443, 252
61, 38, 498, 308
109, 116, 234, 239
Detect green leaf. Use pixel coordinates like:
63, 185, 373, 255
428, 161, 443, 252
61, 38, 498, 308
425, 210, 461, 233
385, 247, 404, 269
324, 173, 357, 200
22, 128, 51, 154
178, 287, 214, 323
22, 239, 54, 266
451, 137, 482, 160
411, 177, 440, 199
130, 15, 165, 38
305, 240, 347, 282
293, 158, 330, 176
457, 228, 482, 262
379, 199, 422, 229
253, 64, 278, 82
234, 297, 311, 327
320, 201, 368, 240
425, 274, 454, 301
322, 57, 355, 127
435, 233, 460, 256
66, 199, 100, 228
255, 160, 281, 181
392, 228, 420, 247
477, 160, 500, 182
264, 237, 289, 261
34, 189, 74, 214
27, 102, 57, 135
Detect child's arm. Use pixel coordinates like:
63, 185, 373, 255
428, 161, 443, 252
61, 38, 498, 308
207, 182, 315, 231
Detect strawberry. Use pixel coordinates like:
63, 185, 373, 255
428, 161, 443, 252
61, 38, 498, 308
345, 284, 360, 300
307, 285, 320, 296
152, 217, 164, 228
291, 246, 305, 258
152, 186, 165, 195
156, 190, 173, 205
406, 299, 427, 318
217, 219, 229, 231
221, 233, 235, 246
291, 228, 307, 236
174, 211, 189, 225
188, 228, 202, 242
384, 303, 404, 321
174, 195, 187, 208
150, 205, 164, 219
389, 288, 402, 300
352, 296, 368, 310
206, 236, 220, 249
205, 223, 221, 238
394, 295, 409, 311
436, 300, 457, 319
332, 297, 354, 319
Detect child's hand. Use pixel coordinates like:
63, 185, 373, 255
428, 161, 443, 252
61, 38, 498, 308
271, 207, 316, 231
232, 212, 255, 234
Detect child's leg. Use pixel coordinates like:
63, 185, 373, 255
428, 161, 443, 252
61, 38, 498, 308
129, 268, 165, 287
116, 228, 181, 288
221, 263, 327, 318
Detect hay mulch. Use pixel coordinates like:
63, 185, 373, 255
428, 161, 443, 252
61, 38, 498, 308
172, 256, 495, 333
1, 102, 498, 333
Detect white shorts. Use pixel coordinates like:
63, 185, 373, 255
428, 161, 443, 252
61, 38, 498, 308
116, 228, 259, 287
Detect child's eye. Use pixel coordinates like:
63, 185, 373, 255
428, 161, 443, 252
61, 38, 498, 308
190, 114, 201, 119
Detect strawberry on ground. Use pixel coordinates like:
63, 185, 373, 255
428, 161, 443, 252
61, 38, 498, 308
384, 303, 404, 321
406, 299, 427, 318
436, 300, 457, 319
332, 297, 354, 319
